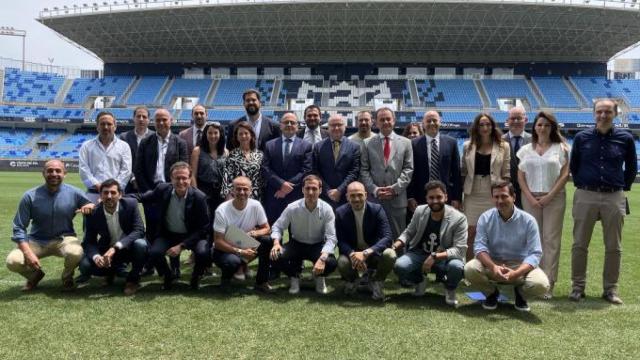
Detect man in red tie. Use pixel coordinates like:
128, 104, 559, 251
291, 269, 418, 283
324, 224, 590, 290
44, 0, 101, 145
360, 107, 414, 240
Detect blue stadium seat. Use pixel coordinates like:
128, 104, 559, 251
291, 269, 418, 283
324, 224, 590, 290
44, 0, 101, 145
3, 68, 65, 104
416, 80, 482, 108
161, 78, 213, 105
64, 76, 134, 104
533, 77, 580, 108
213, 79, 273, 106
127, 76, 167, 105
482, 79, 539, 109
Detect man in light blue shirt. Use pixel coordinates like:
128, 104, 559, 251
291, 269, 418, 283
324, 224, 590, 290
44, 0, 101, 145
464, 181, 549, 312
6, 160, 94, 291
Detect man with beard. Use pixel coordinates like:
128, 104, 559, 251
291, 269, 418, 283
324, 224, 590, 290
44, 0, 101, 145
79, 111, 132, 203
393, 181, 467, 306
6, 160, 95, 291
120, 106, 154, 193
226, 89, 279, 151
179, 104, 208, 156
298, 105, 329, 145
348, 110, 375, 146
464, 181, 549, 312
76, 178, 148, 295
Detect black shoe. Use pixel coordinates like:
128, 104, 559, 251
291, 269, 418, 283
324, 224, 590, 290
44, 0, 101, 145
105, 274, 115, 286
162, 274, 174, 290
190, 276, 201, 291
482, 289, 499, 310
514, 287, 530, 312
172, 266, 181, 280
75, 274, 91, 288
141, 266, 155, 277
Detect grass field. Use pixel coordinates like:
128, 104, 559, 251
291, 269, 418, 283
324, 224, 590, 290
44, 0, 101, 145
0, 171, 638, 359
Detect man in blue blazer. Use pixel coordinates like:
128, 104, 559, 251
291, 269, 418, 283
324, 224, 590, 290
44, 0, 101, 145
262, 112, 313, 224
336, 182, 396, 300
119, 106, 154, 193
133, 162, 211, 290
408, 111, 462, 212
78, 178, 148, 295
312, 114, 361, 208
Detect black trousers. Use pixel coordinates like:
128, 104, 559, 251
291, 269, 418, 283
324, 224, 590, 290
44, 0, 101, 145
79, 239, 149, 283
277, 239, 337, 278
211, 235, 273, 284
149, 232, 211, 279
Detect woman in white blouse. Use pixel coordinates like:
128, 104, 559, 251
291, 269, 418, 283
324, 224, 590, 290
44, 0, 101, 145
517, 111, 570, 299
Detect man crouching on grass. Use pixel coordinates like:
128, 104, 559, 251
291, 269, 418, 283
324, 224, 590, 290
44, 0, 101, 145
6, 160, 95, 291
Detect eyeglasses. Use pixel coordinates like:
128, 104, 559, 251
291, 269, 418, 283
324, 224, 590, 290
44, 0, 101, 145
281, 120, 297, 125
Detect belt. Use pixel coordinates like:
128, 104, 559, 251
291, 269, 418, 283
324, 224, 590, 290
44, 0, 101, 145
578, 185, 621, 193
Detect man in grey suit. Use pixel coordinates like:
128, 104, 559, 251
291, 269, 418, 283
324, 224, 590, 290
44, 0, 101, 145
360, 107, 414, 239
178, 104, 207, 156
502, 106, 531, 208
119, 106, 154, 193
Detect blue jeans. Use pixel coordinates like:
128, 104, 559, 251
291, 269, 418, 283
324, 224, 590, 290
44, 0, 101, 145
393, 249, 464, 290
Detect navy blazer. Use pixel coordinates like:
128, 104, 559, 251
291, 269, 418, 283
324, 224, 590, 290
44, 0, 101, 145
261, 136, 313, 223
133, 133, 189, 192
119, 129, 155, 169
312, 136, 361, 207
226, 115, 280, 152
408, 134, 462, 203
135, 183, 210, 248
83, 197, 145, 259
335, 201, 392, 256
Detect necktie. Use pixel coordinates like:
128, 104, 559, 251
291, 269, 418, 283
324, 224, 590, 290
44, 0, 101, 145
284, 138, 292, 161
333, 140, 341, 161
513, 136, 522, 154
383, 136, 390, 164
429, 138, 440, 181
196, 129, 202, 146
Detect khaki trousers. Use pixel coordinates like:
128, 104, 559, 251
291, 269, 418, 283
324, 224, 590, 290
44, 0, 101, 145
5, 236, 83, 282
571, 189, 626, 294
464, 258, 549, 298
522, 190, 566, 289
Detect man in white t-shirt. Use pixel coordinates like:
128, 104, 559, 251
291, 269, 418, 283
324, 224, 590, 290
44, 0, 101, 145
212, 176, 273, 292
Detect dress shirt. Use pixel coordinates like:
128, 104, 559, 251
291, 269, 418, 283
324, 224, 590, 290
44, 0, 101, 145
304, 127, 322, 144
192, 125, 205, 147
135, 128, 150, 145
425, 133, 440, 165
348, 132, 374, 146
165, 190, 187, 234
93, 204, 124, 262
570, 127, 637, 191
271, 198, 337, 254
79, 136, 132, 190
12, 184, 90, 243
474, 207, 542, 267
353, 208, 367, 250
246, 114, 263, 140
517, 143, 568, 193
282, 135, 295, 159
154, 133, 171, 183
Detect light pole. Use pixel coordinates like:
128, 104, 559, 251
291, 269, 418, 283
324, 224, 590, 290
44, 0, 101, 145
0, 26, 27, 71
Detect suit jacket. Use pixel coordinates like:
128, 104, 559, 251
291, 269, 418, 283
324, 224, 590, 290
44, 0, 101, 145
503, 131, 532, 206
296, 127, 329, 143
178, 126, 204, 156
408, 134, 462, 203
134, 133, 189, 192
461, 140, 511, 195
135, 183, 210, 248
226, 115, 280, 152
312, 136, 361, 207
119, 129, 155, 171
261, 136, 313, 223
398, 204, 467, 260
335, 201, 392, 256
83, 197, 145, 259
360, 132, 414, 208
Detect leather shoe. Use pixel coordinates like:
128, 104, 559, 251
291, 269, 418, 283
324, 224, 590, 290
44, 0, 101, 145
61, 278, 76, 292
568, 290, 585, 302
602, 292, 623, 305
162, 274, 174, 290
254, 282, 274, 293
123, 282, 139, 296
190, 276, 201, 291
22, 270, 45, 292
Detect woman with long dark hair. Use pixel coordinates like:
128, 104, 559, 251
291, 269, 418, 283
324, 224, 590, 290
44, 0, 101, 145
220, 122, 264, 201
190, 122, 227, 216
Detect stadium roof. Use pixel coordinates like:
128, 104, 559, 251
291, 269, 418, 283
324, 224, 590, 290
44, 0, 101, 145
38, 0, 640, 64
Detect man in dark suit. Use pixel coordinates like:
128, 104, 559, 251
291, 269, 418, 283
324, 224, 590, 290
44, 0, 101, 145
262, 112, 313, 224
134, 162, 211, 290
120, 106, 154, 193
178, 104, 207, 156
503, 106, 531, 208
226, 89, 280, 151
297, 105, 329, 145
77, 178, 148, 295
312, 114, 360, 208
336, 181, 396, 300
408, 111, 462, 212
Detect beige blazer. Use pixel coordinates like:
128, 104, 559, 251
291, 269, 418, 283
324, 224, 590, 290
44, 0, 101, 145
461, 140, 511, 195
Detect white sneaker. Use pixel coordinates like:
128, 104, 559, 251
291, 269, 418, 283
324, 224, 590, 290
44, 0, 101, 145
413, 280, 427, 297
370, 281, 384, 301
315, 277, 328, 294
445, 288, 458, 307
289, 277, 300, 294
344, 281, 357, 295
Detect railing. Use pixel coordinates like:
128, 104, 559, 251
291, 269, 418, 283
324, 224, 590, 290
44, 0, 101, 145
0, 57, 102, 78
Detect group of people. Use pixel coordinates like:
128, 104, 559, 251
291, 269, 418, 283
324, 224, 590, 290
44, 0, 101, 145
6, 90, 636, 311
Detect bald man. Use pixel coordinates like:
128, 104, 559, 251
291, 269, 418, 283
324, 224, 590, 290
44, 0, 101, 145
503, 106, 531, 208
335, 181, 396, 300
6, 160, 95, 291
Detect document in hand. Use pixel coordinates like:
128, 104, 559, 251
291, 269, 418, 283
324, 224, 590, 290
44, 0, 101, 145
225, 224, 261, 249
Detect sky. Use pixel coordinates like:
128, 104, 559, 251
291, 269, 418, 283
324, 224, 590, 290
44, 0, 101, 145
1, 1, 640, 71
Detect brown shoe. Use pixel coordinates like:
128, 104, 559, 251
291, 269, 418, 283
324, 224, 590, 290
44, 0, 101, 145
602, 292, 623, 305
61, 278, 76, 292
22, 270, 45, 292
254, 282, 274, 293
123, 282, 140, 296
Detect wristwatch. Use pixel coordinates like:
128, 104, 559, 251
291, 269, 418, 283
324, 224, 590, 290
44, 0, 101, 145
431, 252, 438, 261
362, 249, 372, 258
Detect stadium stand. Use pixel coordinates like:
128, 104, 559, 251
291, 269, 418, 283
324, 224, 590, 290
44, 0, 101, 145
126, 76, 167, 105
532, 77, 580, 108
212, 79, 274, 106
482, 79, 540, 109
278, 80, 324, 106
3, 68, 65, 104
161, 78, 212, 106
64, 76, 134, 105
415, 79, 482, 108
0, 105, 85, 120
364, 80, 410, 107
